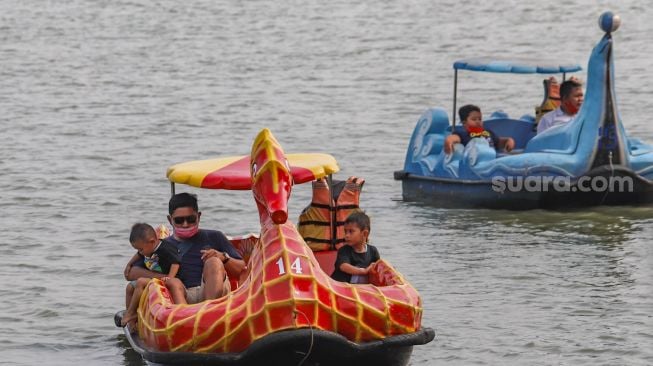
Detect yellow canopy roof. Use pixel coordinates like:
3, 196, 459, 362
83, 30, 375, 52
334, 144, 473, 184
167, 153, 340, 190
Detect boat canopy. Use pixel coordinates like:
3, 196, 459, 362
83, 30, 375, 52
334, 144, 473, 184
453, 57, 582, 74
167, 153, 339, 190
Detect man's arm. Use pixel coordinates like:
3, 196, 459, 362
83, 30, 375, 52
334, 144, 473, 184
201, 248, 247, 280
223, 256, 247, 281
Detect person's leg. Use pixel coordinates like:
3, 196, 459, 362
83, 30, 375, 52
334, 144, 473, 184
202, 257, 226, 300
221, 277, 231, 297
185, 286, 203, 304
165, 278, 188, 305
125, 282, 135, 309
122, 278, 149, 326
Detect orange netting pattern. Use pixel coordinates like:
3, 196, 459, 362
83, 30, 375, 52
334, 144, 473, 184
136, 220, 423, 353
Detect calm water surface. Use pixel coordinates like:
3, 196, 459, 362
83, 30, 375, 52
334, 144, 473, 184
1, 0, 652, 365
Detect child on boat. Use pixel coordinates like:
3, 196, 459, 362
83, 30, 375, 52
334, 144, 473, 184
121, 223, 181, 327
443, 104, 515, 154
331, 212, 380, 284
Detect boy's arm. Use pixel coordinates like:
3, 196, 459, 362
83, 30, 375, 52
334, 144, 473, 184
125, 265, 166, 281
498, 137, 515, 152
123, 252, 142, 280
166, 263, 180, 279
339, 262, 369, 276
444, 134, 462, 154
128, 252, 141, 265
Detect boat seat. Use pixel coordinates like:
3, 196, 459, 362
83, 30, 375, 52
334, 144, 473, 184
314, 250, 337, 277
484, 118, 536, 149
228, 233, 259, 289
490, 110, 509, 119
520, 114, 536, 123
417, 134, 445, 172
421, 108, 451, 135
369, 259, 405, 287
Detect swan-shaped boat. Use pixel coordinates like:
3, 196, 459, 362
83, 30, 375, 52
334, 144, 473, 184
394, 12, 653, 209
117, 129, 434, 365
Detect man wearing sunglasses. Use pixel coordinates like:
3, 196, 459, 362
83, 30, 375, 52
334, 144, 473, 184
125, 193, 246, 304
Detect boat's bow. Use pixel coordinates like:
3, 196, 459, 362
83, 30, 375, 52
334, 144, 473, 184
526, 12, 629, 171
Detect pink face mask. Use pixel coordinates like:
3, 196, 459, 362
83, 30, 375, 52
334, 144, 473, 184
175, 225, 199, 239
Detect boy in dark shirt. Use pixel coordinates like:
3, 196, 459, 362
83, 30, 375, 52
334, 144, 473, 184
121, 223, 180, 327
331, 212, 380, 284
443, 104, 515, 154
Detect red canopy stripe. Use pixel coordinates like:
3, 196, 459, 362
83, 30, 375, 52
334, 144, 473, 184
201, 156, 252, 190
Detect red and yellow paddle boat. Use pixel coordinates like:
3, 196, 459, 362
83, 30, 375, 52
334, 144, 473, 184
117, 129, 434, 365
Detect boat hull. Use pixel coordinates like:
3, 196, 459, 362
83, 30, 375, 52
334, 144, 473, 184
120, 313, 434, 366
396, 166, 653, 209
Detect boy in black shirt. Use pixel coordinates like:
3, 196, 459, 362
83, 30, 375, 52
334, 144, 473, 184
121, 223, 180, 327
331, 212, 380, 284
443, 104, 515, 154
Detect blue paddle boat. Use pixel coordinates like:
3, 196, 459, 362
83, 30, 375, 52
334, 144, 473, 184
394, 12, 653, 209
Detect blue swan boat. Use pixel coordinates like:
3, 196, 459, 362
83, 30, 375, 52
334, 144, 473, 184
394, 12, 653, 209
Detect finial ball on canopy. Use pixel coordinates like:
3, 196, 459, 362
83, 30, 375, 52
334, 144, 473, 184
599, 12, 620, 33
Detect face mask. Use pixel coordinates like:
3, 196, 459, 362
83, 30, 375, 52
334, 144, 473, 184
175, 224, 199, 239
465, 125, 485, 134
562, 100, 579, 115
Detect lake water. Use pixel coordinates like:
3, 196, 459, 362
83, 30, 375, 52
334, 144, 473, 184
1, 0, 652, 365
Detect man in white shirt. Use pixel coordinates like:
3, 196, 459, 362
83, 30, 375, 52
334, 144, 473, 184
537, 78, 584, 134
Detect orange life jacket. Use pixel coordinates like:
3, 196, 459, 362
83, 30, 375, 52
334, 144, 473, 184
535, 77, 561, 125
298, 177, 364, 251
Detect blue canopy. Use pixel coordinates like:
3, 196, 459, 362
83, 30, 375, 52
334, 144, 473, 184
453, 57, 582, 74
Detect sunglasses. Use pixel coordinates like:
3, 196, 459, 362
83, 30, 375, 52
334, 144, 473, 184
172, 215, 198, 225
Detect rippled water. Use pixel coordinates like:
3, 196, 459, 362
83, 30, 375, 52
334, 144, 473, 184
2, 0, 652, 365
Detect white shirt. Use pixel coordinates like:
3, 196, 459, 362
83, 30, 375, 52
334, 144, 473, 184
537, 107, 575, 134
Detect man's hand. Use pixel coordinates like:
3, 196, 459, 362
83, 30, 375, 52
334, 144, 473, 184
200, 248, 219, 261
201, 248, 230, 263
